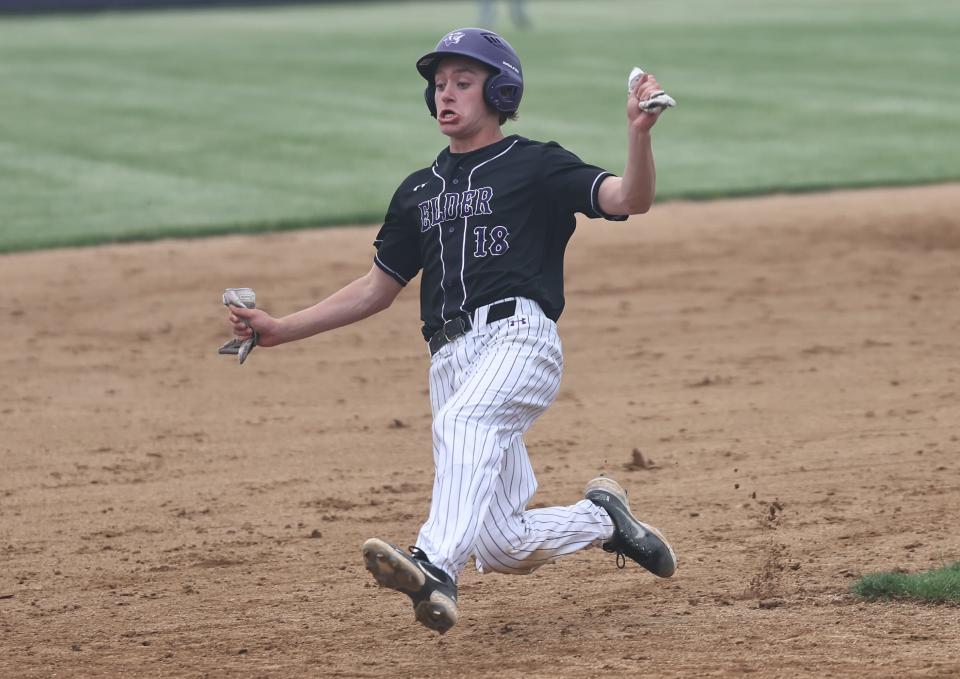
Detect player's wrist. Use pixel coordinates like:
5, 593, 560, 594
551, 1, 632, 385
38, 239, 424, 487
258, 314, 291, 346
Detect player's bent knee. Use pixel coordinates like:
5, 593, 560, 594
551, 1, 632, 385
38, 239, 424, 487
432, 405, 503, 453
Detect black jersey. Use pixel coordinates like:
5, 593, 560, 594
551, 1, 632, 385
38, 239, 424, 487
373, 135, 627, 340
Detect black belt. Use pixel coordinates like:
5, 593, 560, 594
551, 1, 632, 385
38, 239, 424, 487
428, 300, 517, 355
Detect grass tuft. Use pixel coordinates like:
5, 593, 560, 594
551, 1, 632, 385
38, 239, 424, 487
852, 562, 960, 604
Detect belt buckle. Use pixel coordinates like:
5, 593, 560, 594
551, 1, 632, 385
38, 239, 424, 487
443, 316, 468, 342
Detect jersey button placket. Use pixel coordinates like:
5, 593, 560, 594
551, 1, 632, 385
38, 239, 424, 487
448, 171, 462, 232
450, 170, 463, 232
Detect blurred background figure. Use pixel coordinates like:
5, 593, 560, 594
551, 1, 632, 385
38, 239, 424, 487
478, 0, 532, 30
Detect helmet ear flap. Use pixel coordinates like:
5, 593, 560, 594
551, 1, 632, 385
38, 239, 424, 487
484, 73, 521, 114
424, 84, 437, 118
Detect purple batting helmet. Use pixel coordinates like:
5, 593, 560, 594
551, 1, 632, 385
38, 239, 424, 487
416, 28, 524, 118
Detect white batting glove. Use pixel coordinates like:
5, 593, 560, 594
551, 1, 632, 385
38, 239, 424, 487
219, 287, 258, 365
628, 67, 677, 113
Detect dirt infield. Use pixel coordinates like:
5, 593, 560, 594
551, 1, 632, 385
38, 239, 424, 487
2, 185, 959, 678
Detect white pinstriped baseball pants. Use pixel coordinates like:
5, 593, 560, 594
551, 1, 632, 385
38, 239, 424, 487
417, 297, 614, 580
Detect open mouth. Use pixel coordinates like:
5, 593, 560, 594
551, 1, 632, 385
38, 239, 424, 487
439, 109, 458, 123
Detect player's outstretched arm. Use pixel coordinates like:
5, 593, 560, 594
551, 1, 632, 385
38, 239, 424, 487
597, 72, 664, 216
227, 263, 403, 347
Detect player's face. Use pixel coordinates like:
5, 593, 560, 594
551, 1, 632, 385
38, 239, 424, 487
433, 57, 500, 141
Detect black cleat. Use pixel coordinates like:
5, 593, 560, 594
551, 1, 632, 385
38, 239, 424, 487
361, 538, 459, 634
585, 477, 677, 578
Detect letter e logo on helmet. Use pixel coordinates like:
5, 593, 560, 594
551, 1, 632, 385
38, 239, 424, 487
443, 31, 466, 46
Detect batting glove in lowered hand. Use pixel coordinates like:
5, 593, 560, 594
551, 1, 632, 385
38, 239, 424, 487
628, 67, 677, 113
218, 287, 258, 365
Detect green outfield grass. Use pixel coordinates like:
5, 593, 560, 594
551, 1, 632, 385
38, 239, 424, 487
852, 562, 960, 604
1, 0, 958, 251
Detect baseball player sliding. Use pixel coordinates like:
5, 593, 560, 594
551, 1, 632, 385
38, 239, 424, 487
225, 28, 677, 634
